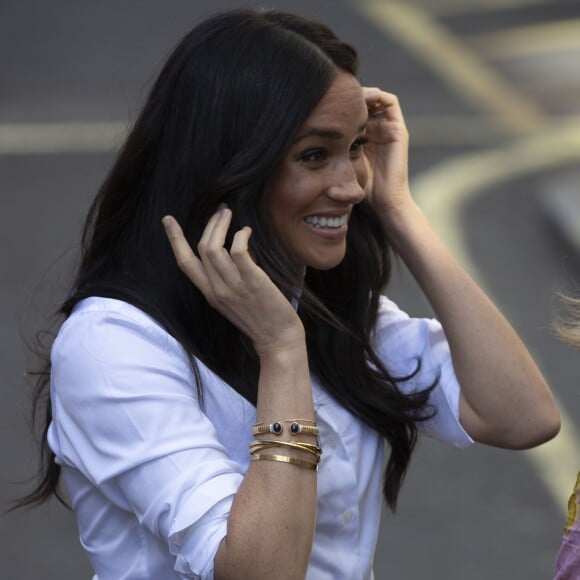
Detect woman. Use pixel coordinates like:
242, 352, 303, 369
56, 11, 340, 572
554, 294, 580, 579
20, 9, 559, 579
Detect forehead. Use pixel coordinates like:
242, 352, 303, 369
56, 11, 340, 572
301, 72, 367, 130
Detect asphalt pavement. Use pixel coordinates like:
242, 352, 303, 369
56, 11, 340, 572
1, 1, 579, 578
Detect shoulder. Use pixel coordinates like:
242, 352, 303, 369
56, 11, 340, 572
55, 296, 182, 354
51, 297, 193, 398
58, 296, 169, 336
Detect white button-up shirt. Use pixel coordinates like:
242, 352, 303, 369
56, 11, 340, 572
48, 296, 472, 579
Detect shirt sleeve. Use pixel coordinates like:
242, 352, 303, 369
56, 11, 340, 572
372, 295, 473, 448
49, 300, 244, 578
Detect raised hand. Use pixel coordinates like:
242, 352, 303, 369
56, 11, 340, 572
162, 208, 304, 356
362, 88, 412, 219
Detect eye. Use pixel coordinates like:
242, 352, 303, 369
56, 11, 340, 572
299, 148, 327, 163
350, 136, 368, 156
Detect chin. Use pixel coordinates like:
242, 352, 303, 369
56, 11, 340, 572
305, 253, 346, 271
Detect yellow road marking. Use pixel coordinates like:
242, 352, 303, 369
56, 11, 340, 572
0, 116, 513, 153
407, 115, 505, 146
0, 122, 127, 155
469, 19, 580, 58
411, 0, 552, 16
357, 0, 549, 135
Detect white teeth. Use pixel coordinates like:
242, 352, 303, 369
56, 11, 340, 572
304, 215, 346, 229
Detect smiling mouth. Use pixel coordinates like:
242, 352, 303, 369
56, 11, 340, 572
304, 215, 347, 229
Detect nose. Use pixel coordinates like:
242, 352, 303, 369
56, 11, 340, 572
325, 161, 367, 205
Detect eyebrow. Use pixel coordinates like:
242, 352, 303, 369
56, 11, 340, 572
295, 122, 367, 143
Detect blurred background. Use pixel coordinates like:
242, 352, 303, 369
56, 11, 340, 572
1, 0, 579, 578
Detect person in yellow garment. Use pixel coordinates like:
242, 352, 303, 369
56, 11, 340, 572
16, 9, 559, 579
554, 294, 580, 579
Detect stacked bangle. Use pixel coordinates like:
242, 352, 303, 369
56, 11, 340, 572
288, 422, 319, 437
249, 439, 322, 461
250, 419, 322, 470
252, 420, 320, 437
252, 422, 283, 436
251, 453, 318, 471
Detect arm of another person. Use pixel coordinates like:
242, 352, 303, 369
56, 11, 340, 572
362, 88, 560, 449
163, 209, 316, 580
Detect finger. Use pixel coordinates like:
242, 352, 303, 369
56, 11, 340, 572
229, 227, 258, 279
363, 87, 394, 105
162, 216, 212, 295
363, 89, 404, 122
208, 207, 233, 250
363, 87, 385, 117
198, 208, 243, 287
197, 207, 227, 254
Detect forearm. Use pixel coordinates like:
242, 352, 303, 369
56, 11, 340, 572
383, 199, 560, 447
163, 211, 317, 577
215, 337, 317, 579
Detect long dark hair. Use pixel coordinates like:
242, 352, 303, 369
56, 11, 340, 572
17, 9, 433, 512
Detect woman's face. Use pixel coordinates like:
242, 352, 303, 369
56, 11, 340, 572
266, 72, 368, 272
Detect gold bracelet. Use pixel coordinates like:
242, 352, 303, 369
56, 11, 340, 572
252, 422, 283, 436
284, 419, 316, 425
252, 421, 319, 437
251, 453, 318, 471
250, 439, 321, 454
288, 422, 319, 437
249, 439, 322, 460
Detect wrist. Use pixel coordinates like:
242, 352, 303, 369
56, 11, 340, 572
377, 198, 423, 237
254, 325, 307, 361
379, 199, 440, 267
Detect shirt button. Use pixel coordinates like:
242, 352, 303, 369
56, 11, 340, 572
343, 510, 353, 524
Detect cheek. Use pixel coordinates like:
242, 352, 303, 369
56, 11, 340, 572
356, 157, 370, 190
266, 164, 322, 227
274, 173, 317, 212
265, 170, 292, 217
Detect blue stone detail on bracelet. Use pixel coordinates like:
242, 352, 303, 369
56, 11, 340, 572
251, 422, 285, 436
288, 422, 320, 437
252, 421, 319, 437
